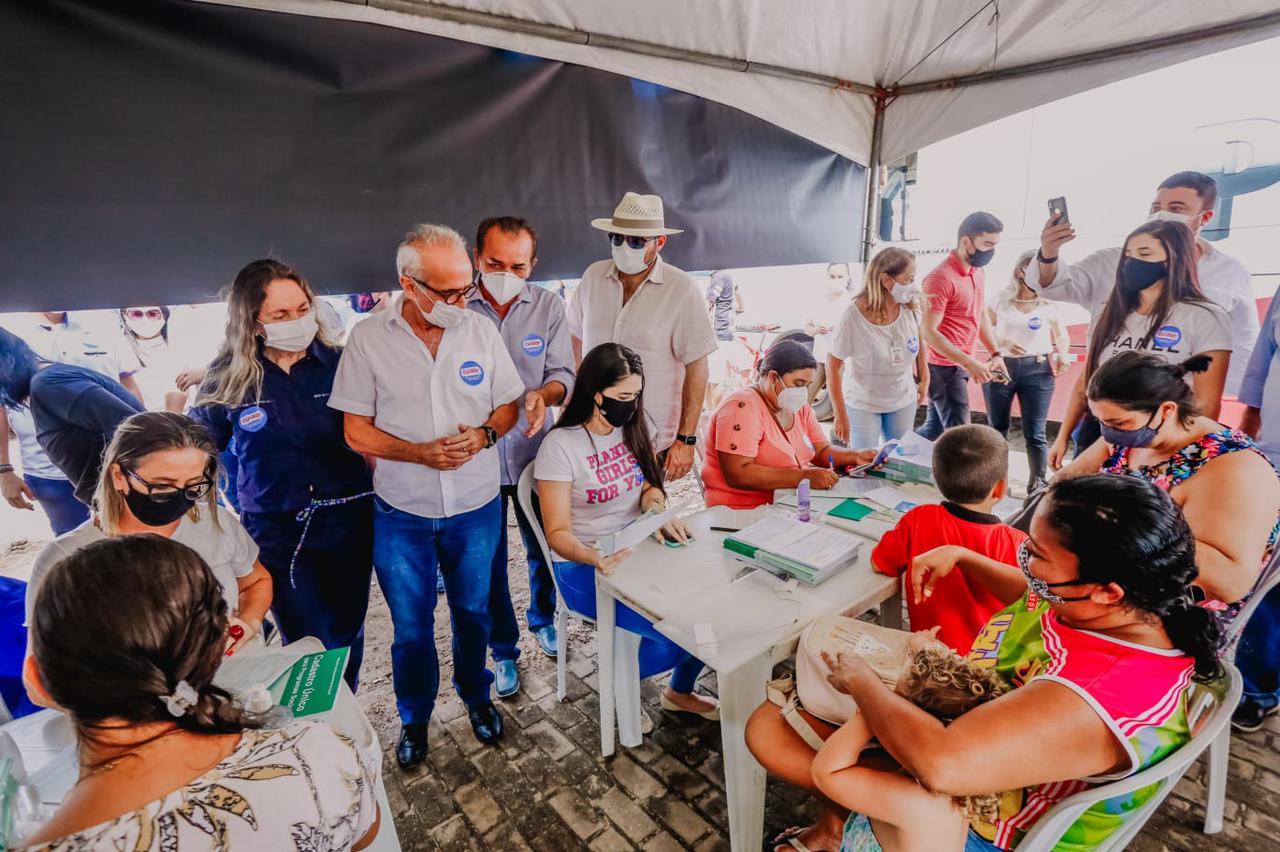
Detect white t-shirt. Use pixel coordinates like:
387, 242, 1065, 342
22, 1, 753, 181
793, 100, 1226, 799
828, 303, 920, 414
28, 722, 378, 852
992, 299, 1060, 357
25, 506, 259, 626
1092, 300, 1233, 370
534, 425, 647, 559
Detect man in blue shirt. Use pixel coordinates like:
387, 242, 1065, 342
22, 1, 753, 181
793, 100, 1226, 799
468, 217, 575, 697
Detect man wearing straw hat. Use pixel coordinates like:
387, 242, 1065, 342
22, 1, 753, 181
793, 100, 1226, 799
568, 192, 717, 481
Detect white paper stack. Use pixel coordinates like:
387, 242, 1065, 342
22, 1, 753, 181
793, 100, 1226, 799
723, 512, 862, 585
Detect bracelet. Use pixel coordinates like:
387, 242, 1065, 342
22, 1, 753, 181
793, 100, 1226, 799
1036, 248, 1058, 264
0, 465, 13, 475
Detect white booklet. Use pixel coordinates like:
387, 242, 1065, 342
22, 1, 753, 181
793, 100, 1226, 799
729, 512, 862, 572
596, 505, 683, 555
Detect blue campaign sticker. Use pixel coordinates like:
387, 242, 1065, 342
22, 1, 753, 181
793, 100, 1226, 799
1152, 325, 1182, 349
1027, 316, 1043, 331
906, 336, 920, 354
238, 405, 268, 432
459, 360, 486, 386
522, 334, 546, 356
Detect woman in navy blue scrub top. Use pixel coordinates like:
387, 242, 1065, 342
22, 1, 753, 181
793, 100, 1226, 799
192, 259, 374, 690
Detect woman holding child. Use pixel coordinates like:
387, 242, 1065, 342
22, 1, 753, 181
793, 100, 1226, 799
748, 474, 1221, 851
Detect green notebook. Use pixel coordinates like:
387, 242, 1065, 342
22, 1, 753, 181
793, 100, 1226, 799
828, 498, 876, 521
270, 647, 350, 717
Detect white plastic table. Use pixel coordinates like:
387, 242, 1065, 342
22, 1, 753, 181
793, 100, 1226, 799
0, 638, 401, 851
594, 505, 901, 852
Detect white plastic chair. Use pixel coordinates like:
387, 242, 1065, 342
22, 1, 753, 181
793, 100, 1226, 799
1018, 665, 1242, 851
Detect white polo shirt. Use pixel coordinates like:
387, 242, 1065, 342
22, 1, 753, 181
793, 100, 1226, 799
567, 257, 717, 449
328, 296, 524, 519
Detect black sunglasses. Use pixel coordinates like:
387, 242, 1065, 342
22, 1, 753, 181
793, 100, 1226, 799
125, 468, 214, 502
607, 233, 652, 250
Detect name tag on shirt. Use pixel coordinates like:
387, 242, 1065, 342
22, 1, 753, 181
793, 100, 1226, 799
458, 361, 486, 386
521, 334, 546, 357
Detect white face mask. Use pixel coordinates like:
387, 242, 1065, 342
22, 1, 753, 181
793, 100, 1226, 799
1147, 210, 1193, 227
126, 317, 165, 339
612, 241, 652, 275
412, 286, 468, 328
890, 280, 919, 304
261, 310, 318, 352
481, 271, 525, 305
777, 385, 809, 412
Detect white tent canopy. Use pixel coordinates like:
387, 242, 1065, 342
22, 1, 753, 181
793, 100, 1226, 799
202, 0, 1280, 254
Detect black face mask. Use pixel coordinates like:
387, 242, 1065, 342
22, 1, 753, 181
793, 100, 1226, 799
123, 483, 195, 527
1119, 257, 1168, 295
967, 245, 996, 268
597, 394, 638, 428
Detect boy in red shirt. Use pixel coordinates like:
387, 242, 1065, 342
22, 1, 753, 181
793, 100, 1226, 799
871, 424, 1024, 654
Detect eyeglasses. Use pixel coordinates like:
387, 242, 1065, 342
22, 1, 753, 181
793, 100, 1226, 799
124, 308, 165, 321
607, 233, 652, 250
1017, 541, 1093, 603
406, 275, 476, 306
124, 467, 214, 502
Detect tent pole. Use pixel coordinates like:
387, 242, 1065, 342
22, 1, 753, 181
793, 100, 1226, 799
860, 95, 887, 263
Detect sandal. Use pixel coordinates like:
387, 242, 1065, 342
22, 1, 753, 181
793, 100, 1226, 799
773, 825, 815, 852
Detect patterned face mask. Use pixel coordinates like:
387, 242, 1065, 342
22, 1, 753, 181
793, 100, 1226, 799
1017, 541, 1093, 603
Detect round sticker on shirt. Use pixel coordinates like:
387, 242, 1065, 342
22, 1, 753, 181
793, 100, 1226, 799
459, 360, 486, 386
238, 406, 268, 432
522, 334, 546, 357
1152, 325, 1182, 349
1027, 316, 1043, 332
905, 336, 920, 355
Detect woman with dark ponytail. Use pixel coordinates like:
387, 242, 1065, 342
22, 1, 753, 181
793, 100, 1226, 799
1056, 350, 1280, 618
748, 474, 1221, 852
20, 535, 380, 850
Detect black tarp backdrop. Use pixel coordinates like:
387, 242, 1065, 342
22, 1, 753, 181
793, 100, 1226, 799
0, 0, 864, 311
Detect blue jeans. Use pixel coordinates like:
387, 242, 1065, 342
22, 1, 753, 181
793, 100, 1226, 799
373, 495, 500, 724
490, 485, 557, 662
553, 561, 704, 693
982, 355, 1056, 484
242, 498, 373, 692
1239, 584, 1280, 708
847, 402, 917, 449
917, 364, 970, 440
24, 475, 89, 536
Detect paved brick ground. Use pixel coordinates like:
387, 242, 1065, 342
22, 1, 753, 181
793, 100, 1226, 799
353, 487, 1280, 851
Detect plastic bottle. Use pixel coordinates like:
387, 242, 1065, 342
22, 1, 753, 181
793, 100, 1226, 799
243, 683, 294, 727
797, 478, 811, 522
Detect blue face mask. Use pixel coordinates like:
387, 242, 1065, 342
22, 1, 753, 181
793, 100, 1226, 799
1100, 410, 1164, 449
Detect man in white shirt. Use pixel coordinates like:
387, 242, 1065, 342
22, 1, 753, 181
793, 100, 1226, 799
1031, 171, 1257, 396
568, 192, 717, 481
329, 224, 523, 770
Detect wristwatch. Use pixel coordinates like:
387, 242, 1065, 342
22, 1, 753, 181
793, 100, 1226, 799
0, 464, 12, 475
481, 425, 498, 448
674, 434, 698, 446
1036, 248, 1058, 264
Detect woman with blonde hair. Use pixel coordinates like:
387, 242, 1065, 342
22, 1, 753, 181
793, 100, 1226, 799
827, 247, 928, 447
191, 259, 373, 689
983, 250, 1072, 491
25, 411, 272, 655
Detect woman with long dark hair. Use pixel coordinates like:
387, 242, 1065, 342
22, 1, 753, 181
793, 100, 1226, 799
749, 474, 1222, 852
535, 342, 717, 718
191, 259, 373, 690
1049, 220, 1232, 468
20, 535, 379, 850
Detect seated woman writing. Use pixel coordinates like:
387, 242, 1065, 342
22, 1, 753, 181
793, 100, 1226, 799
20, 535, 379, 850
26, 412, 272, 655
748, 474, 1221, 851
701, 340, 875, 509
534, 342, 718, 719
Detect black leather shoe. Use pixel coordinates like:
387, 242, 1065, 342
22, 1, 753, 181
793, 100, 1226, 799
468, 702, 505, 745
396, 723, 429, 769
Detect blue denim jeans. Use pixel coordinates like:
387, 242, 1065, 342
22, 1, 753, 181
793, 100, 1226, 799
982, 355, 1056, 484
553, 561, 704, 693
917, 364, 970, 440
242, 498, 373, 692
373, 495, 500, 724
490, 485, 558, 662
24, 475, 89, 536
847, 403, 917, 449
1239, 584, 1280, 708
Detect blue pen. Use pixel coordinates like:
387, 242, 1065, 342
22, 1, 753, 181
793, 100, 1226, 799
829, 452, 837, 475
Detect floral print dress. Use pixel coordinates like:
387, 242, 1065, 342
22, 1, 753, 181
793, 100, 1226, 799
29, 721, 378, 852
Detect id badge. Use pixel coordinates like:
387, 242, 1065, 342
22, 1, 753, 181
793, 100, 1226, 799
889, 342, 906, 365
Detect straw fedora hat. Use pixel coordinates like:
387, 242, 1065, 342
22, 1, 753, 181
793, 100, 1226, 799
590, 192, 684, 237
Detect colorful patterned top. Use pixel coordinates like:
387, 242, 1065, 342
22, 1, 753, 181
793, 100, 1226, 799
966, 593, 1196, 851
1101, 428, 1280, 618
